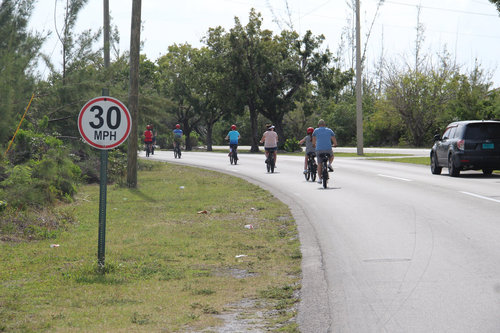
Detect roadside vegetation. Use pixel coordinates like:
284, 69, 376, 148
0, 162, 301, 332
371, 156, 430, 165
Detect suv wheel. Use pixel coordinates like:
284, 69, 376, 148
430, 153, 442, 175
448, 154, 460, 177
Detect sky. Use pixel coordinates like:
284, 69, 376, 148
29, 0, 500, 87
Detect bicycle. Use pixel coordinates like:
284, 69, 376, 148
304, 152, 317, 182
229, 144, 238, 165
145, 142, 153, 157
318, 153, 331, 188
266, 152, 275, 173
173, 143, 182, 159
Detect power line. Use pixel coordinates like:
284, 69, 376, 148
384, 0, 498, 17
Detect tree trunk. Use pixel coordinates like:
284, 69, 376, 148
249, 104, 260, 152
126, 0, 141, 188
185, 131, 192, 151
206, 124, 213, 151
274, 120, 285, 149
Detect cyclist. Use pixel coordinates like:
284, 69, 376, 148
299, 127, 316, 174
260, 124, 278, 166
173, 124, 183, 151
144, 125, 154, 156
225, 124, 241, 159
312, 119, 337, 183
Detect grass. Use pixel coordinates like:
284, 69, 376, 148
0, 161, 301, 332
371, 156, 430, 165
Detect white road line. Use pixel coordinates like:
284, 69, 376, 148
460, 191, 500, 204
377, 174, 412, 182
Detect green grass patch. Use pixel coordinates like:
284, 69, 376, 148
371, 156, 430, 165
0, 163, 300, 332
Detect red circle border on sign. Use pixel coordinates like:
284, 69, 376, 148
78, 96, 131, 150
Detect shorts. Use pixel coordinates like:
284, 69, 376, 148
265, 147, 277, 152
229, 143, 238, 151
144, 140, 153, 144
306, 152, 316, 158
316, 149, 333, 164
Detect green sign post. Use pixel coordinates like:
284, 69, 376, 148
78, 94, 131, 270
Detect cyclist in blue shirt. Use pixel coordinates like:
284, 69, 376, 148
225, 124, 241, 159
173, 124, 183, 150
312, 119, 338, 183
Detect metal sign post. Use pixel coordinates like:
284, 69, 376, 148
78, 94, 131, 270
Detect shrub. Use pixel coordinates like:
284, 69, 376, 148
1, 148, 81, 208
283, 138, 301, 152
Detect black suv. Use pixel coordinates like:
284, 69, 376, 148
430, 120, 500, 177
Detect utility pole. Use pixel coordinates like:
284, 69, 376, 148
127, 0, 142, 188
97, 0, 111, 270
355, 0, 364, 155
103, 0, 110, 68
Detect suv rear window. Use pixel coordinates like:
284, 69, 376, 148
464, 123, 500, 140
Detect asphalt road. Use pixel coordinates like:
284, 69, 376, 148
144, 149, 500, 332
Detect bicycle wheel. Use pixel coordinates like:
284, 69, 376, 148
173, 147, 177, 158
233, 151, 238, 165
266, 158, 271, 172
146, 144, 150, 157
305, 168, 310, 181
229, 153, 234, 164
178, 148, 181, 158
322, 164, 328, 188
311, 170, 316, 182
270, 157, 275, 173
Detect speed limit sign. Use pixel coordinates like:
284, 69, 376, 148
78, 96, 132, 150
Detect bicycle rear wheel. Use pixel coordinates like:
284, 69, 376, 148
322, 165, 328, 188
233, 151, 238, 165
229, 153, 234, 164
146, 144, 150, 157
270, 157, 275, 173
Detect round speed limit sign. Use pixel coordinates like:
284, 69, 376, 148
78, 96, 131, 150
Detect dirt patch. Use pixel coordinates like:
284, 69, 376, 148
198, 298, 268, 333
213, 267, 258, 279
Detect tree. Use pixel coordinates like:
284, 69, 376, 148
0, 0, 44, 144
490, 0, 500, 13
157, 44, 204, 150
34, 0, 102, 140
228, 10, 268, 152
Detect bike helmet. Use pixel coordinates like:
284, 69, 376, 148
146, 125, 152, 130
231, 124, 236, 130
175, 124, 180, 129
307, 127, 314, 134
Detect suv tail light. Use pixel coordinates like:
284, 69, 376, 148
457, 139, 465, 150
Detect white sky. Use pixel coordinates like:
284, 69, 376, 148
29, 0, 500, 87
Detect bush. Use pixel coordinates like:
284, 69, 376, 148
1, 147, 81, 209
283, 138, 301, 152
7, 129, 63, 164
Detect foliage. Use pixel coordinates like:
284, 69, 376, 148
0, 0, 44, 144
490, 0, 500, 13
283, 138, 301, 152
1, 148, 81, 208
